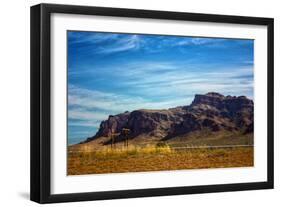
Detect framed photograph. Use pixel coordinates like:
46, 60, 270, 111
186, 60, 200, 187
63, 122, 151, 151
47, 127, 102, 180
30, 3, 274, 203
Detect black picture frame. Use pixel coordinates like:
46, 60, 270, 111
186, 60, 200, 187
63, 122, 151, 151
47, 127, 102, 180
30, 3, 274, 204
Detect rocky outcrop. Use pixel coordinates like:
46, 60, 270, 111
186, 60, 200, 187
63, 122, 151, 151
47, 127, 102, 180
83, 92, 253, 144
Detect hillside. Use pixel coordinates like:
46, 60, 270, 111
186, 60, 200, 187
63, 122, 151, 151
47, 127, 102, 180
79, 92, 253, 146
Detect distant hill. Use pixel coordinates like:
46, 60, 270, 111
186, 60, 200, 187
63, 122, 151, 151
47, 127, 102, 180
79, 92, 253, 146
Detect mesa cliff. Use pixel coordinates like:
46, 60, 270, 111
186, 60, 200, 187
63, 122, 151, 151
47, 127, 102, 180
81, 92, 253, 145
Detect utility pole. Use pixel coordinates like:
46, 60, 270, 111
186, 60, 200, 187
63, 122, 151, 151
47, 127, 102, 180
109, 129, 118, 149
122, 128, 130, 148
111, 133, 118, 149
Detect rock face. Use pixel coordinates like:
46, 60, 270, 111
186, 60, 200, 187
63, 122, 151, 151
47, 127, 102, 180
83, 92, 253, 143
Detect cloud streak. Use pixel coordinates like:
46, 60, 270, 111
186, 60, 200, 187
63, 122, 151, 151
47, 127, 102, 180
68, 31, 252, 56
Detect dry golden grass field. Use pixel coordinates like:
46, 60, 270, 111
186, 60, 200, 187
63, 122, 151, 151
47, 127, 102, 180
67, 144, 254, 175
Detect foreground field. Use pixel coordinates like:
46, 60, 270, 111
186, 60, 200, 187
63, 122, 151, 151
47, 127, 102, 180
67, 145, 253, 175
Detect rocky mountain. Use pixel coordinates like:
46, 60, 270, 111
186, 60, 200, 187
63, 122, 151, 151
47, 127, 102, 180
82, 92, 253, 144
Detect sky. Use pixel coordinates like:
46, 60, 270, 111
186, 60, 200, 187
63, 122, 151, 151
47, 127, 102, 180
67, 31, 254, 145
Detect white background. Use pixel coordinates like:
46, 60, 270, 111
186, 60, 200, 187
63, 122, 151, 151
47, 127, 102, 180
0, 0, 280, 206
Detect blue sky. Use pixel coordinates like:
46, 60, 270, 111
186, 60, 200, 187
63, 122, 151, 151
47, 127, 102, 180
67, 31, 254, 145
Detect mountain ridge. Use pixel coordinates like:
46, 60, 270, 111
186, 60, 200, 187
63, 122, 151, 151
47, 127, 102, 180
81, 92, 253, 145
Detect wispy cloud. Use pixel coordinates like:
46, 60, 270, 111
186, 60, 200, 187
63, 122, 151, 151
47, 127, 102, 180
68, 31, 119, 45
68, 119, 101, 127
175, 37, 225, 46
95, 35, 141, 54
68, 83, 189, 113
68, 32, 246, 56
68, 32, 142, 55
68, 107, 109, 121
